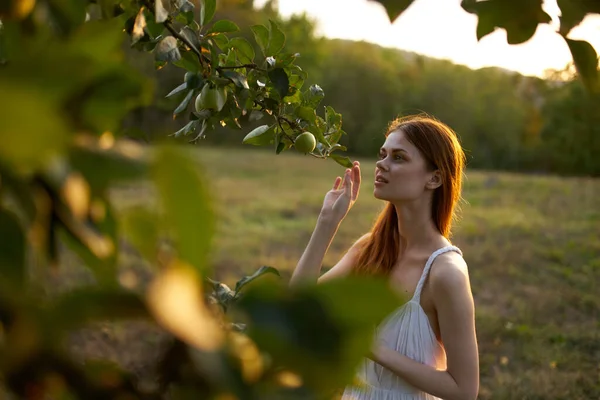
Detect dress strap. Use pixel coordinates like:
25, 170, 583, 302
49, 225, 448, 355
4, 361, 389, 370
412, 245, 462, 302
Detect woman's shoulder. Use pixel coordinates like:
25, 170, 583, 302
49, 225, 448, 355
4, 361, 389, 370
428, 248, 470, 295
354, 232, 372, 245
343, 232, 371, 258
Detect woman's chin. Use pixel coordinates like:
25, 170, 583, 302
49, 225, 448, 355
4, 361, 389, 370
373, 187, 389, 200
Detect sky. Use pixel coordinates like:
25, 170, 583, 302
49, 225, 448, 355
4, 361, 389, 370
255, 0, 600, 78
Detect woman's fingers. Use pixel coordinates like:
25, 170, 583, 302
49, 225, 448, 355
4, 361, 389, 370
352, 161, 361, 200
332, 176, 342, 190
343, 168, 352, 196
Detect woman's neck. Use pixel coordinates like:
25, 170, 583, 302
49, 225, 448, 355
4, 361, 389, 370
393, 199, 445, 253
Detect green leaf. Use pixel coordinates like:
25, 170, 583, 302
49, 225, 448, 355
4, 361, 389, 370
328, 143, 347, 153
311, 119, 329, 147
303, 84, 325, 108
200, 0, 217, 27
369, 0, 415, 22
284, 87, 302, 105
267, 19, 286, 56
565, 38, 600, 93
235, 276, 402, 393
210, 33, 229, 51
172, 119, 200, 137
79, 69, 153, 134
46, 0, 87, 35
208, 20, 240, 34
0, 22, 9, 65
328, 130, 344, 147
176, 10, 196, 25
312, 277, 405, 372
229, 37, 255, 64
325, 106, 342, 132
295, 106, 317, 124
330, 154, 353, 168
69, 138, 148, 196
174, 89, 196, 117
242, 124, 276, 146
0, 208, 25, 286
221, 70, 250, 89
71, 17, 127, 57
268, 68, 289, 99
275, 141, 287, 154
151, 146, 215, 273
183, 71, 205, 89
276, 52, 299, 68
122, 207, 160, 263
193, 109, 213, 121
180, 26, 202, 53
97, 0, 121, 18
0, 164, 36, 221
166, 82, 188, 98
251, 24, 269, 55
557, 0, 600, 35
155, 36, 181, 62
288, 72, 305, 91
144, 10, 165, 38
173, 50, 202, 73
222, 48, 237, 67
461, 0, 552, 44
0, 82, 69, 175
234, 266, 280, 294
289, 64, 308, 80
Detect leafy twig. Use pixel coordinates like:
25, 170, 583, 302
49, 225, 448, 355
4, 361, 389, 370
141, 0, 210, 68
276, 117, 296, 143
163, 20, 209, 68
279, 115, 300, 131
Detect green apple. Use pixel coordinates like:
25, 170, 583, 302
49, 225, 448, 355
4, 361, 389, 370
295, 131, 317, 154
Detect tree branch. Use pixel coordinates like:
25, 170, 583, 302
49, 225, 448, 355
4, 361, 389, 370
217, 64, 265, 72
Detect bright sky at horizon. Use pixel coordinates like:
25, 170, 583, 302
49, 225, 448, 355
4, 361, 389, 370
255, 0, 600, 78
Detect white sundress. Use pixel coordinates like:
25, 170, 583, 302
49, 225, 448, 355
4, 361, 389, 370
342, 245, 463, 400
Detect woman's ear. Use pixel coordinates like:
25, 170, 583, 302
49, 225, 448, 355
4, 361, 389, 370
426, 170, 443, 190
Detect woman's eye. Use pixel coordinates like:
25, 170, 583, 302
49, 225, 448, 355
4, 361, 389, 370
395, 155, 404, 161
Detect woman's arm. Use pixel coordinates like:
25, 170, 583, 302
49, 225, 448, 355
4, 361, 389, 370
289, 214, 341, 287
289, 161, 361, 287
369, 255, 479, 400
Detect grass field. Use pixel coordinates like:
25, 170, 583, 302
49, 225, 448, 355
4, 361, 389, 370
52, 146, 600, 399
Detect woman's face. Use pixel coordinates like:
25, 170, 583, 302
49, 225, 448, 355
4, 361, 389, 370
374, 129, 438, 203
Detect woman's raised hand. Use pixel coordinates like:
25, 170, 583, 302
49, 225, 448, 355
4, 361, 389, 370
320, 161, 361, 224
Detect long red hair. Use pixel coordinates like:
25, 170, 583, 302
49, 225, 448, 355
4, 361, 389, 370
353, 114, 466, 276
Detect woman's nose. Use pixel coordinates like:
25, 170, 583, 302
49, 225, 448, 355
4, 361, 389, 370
376, 158, 387, 171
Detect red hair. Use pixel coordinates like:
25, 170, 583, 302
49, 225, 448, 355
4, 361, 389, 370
353, 114, 466, 276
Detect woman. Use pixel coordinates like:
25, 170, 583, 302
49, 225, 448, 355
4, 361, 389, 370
290, 114, 479, 400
